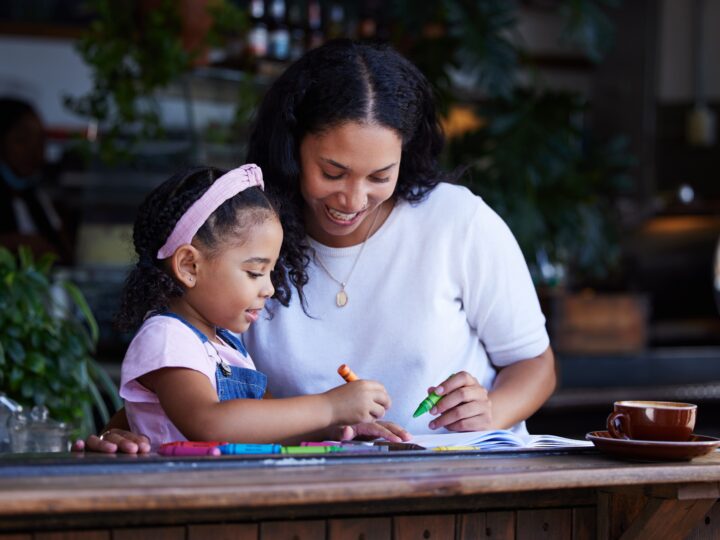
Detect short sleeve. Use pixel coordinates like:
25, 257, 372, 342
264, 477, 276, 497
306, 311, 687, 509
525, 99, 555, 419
461, 200, 550, 366
120, 317, 217, 403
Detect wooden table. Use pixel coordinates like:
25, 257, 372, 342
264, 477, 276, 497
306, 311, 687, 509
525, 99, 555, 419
0, 449, 719, 539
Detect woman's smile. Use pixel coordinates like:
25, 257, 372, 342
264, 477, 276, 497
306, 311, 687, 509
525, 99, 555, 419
325, 204, 368, 225
299, 121, 402, 247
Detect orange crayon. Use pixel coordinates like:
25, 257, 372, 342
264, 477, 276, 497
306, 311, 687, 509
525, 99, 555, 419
337, 364, 358, 382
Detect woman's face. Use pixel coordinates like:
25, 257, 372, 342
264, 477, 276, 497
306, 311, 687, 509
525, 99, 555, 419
299, 121, 402, 248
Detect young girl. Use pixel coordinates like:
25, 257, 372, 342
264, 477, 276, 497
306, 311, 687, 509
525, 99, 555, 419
117, 164, 402, 446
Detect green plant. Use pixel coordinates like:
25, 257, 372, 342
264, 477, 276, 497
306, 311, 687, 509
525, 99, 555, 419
64, 0, 189, 163
447, 89, 634, 285
64, 0, 247, 164
382, 0, 632, 287
0, 247, 120, 438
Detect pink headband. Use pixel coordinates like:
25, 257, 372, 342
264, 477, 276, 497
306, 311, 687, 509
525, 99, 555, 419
156, 164, 264, 259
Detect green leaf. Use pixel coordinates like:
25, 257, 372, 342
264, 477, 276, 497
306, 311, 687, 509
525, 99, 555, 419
26, 352, 47, 375
5, 340, 25, 364
0, 248, 15, 271
88, 358, 122, 412
62, 282, 99, 346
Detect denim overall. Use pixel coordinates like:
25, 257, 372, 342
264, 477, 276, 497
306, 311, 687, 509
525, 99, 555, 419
158, 313, 267, 401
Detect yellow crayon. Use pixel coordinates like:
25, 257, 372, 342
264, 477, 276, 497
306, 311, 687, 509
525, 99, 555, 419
337, 364, 358, 382
432, 446, 478, 452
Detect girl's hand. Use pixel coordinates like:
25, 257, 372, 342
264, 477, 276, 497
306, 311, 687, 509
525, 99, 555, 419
324, 380, 391, 425
426, 372, 493, 432
71, 429, 152, 454
338, 420, 412, 443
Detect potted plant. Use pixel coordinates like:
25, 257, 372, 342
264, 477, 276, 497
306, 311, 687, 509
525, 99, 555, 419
0, 247, 120, 438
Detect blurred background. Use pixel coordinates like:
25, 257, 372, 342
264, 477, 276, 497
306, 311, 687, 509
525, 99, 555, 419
0, 0, 718, 437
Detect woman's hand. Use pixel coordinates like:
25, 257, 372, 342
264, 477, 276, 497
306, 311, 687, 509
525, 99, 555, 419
72, 429, 152, 454
426, 372, 493, 432
338, 420, 412, 443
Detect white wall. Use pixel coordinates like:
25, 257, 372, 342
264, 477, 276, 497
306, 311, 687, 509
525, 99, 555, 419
0, 35, 235, 133
0, 35, 92, 128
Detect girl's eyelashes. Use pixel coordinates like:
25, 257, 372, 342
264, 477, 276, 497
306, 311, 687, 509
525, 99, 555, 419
322, 171, 344, 180
246, 271, 264, 279
371, 176, 390, 183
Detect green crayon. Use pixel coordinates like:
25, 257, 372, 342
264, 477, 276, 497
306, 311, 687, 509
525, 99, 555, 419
412, 391, 443, 418
281, 445, 344, 455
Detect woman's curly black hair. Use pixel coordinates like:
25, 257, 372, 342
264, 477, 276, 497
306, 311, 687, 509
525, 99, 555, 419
246, 39, 456, 308
115, 166, 288, 332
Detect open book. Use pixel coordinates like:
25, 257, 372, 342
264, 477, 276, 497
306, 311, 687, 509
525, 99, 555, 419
407, 430, 593, 451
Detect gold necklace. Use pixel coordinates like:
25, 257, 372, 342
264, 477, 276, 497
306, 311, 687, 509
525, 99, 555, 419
313, 207, 382, 308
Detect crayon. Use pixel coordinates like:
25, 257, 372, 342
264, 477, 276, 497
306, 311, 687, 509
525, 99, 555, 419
300, 441, 340, 446
218, 443, 282, 455
161, 441, 227, 448
281, 446, 344, 454
337, 364, 358, 382
412, 391, 443, 418
158, 445, 221, 456
340, 444, 388, 453
412, 374, 455, 418
432, 446, 478, 452
373, 441, 426, 451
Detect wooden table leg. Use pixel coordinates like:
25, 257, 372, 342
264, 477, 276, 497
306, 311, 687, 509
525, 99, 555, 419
598, 483, 720, 540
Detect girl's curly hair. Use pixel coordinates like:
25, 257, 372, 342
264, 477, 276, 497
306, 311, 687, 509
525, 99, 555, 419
115, 166, 290, 332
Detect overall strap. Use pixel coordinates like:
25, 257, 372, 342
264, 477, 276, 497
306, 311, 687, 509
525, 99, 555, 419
155, 312, 209, 343
217, 329, 248, 357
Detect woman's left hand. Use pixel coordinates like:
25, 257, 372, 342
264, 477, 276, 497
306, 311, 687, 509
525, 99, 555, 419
426, 371, 493, 432
339, 420, 412, 443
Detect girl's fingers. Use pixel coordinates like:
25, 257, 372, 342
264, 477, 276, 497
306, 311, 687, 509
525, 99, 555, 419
82, 430, 152, 454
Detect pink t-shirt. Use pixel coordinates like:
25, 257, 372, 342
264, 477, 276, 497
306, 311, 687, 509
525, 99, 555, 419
120, 315, 256, 446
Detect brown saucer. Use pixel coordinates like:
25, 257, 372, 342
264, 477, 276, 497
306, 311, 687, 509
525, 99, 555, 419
586, 431, 720, 461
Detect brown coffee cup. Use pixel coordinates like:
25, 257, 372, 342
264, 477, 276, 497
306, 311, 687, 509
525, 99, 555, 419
606, 400, 697, 441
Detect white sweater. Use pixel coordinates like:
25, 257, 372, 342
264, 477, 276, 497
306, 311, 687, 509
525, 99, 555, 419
244, 183, 549, 435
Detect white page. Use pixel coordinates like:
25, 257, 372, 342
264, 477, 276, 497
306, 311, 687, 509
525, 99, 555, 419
408, 430, 592, 449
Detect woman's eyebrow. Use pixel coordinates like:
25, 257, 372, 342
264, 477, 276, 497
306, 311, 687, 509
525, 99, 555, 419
321, 157, 398, 174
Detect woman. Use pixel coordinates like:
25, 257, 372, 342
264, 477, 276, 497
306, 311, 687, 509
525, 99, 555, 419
0, 97, 73, 263
80, 39, 555, 453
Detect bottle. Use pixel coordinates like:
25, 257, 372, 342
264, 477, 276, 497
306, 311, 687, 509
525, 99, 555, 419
288, 0, 306, 61
306, 0, 324, 50
247, 0, 269, 59
269, 0, 290, 61
326, 3, 345, 40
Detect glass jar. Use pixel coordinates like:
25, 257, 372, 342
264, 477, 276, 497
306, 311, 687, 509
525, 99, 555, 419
8, 405, 69, 453
0, 393, 23, 452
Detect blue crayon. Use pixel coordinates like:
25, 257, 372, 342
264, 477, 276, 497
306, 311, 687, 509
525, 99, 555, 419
218, 443, 282, 455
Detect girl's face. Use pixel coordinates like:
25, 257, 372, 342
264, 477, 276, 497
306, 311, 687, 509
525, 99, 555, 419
299, 121, 402, 248
181, 216, 283, 337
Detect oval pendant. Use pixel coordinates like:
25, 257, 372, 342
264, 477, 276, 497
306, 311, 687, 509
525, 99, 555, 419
336, 290, 348, 307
